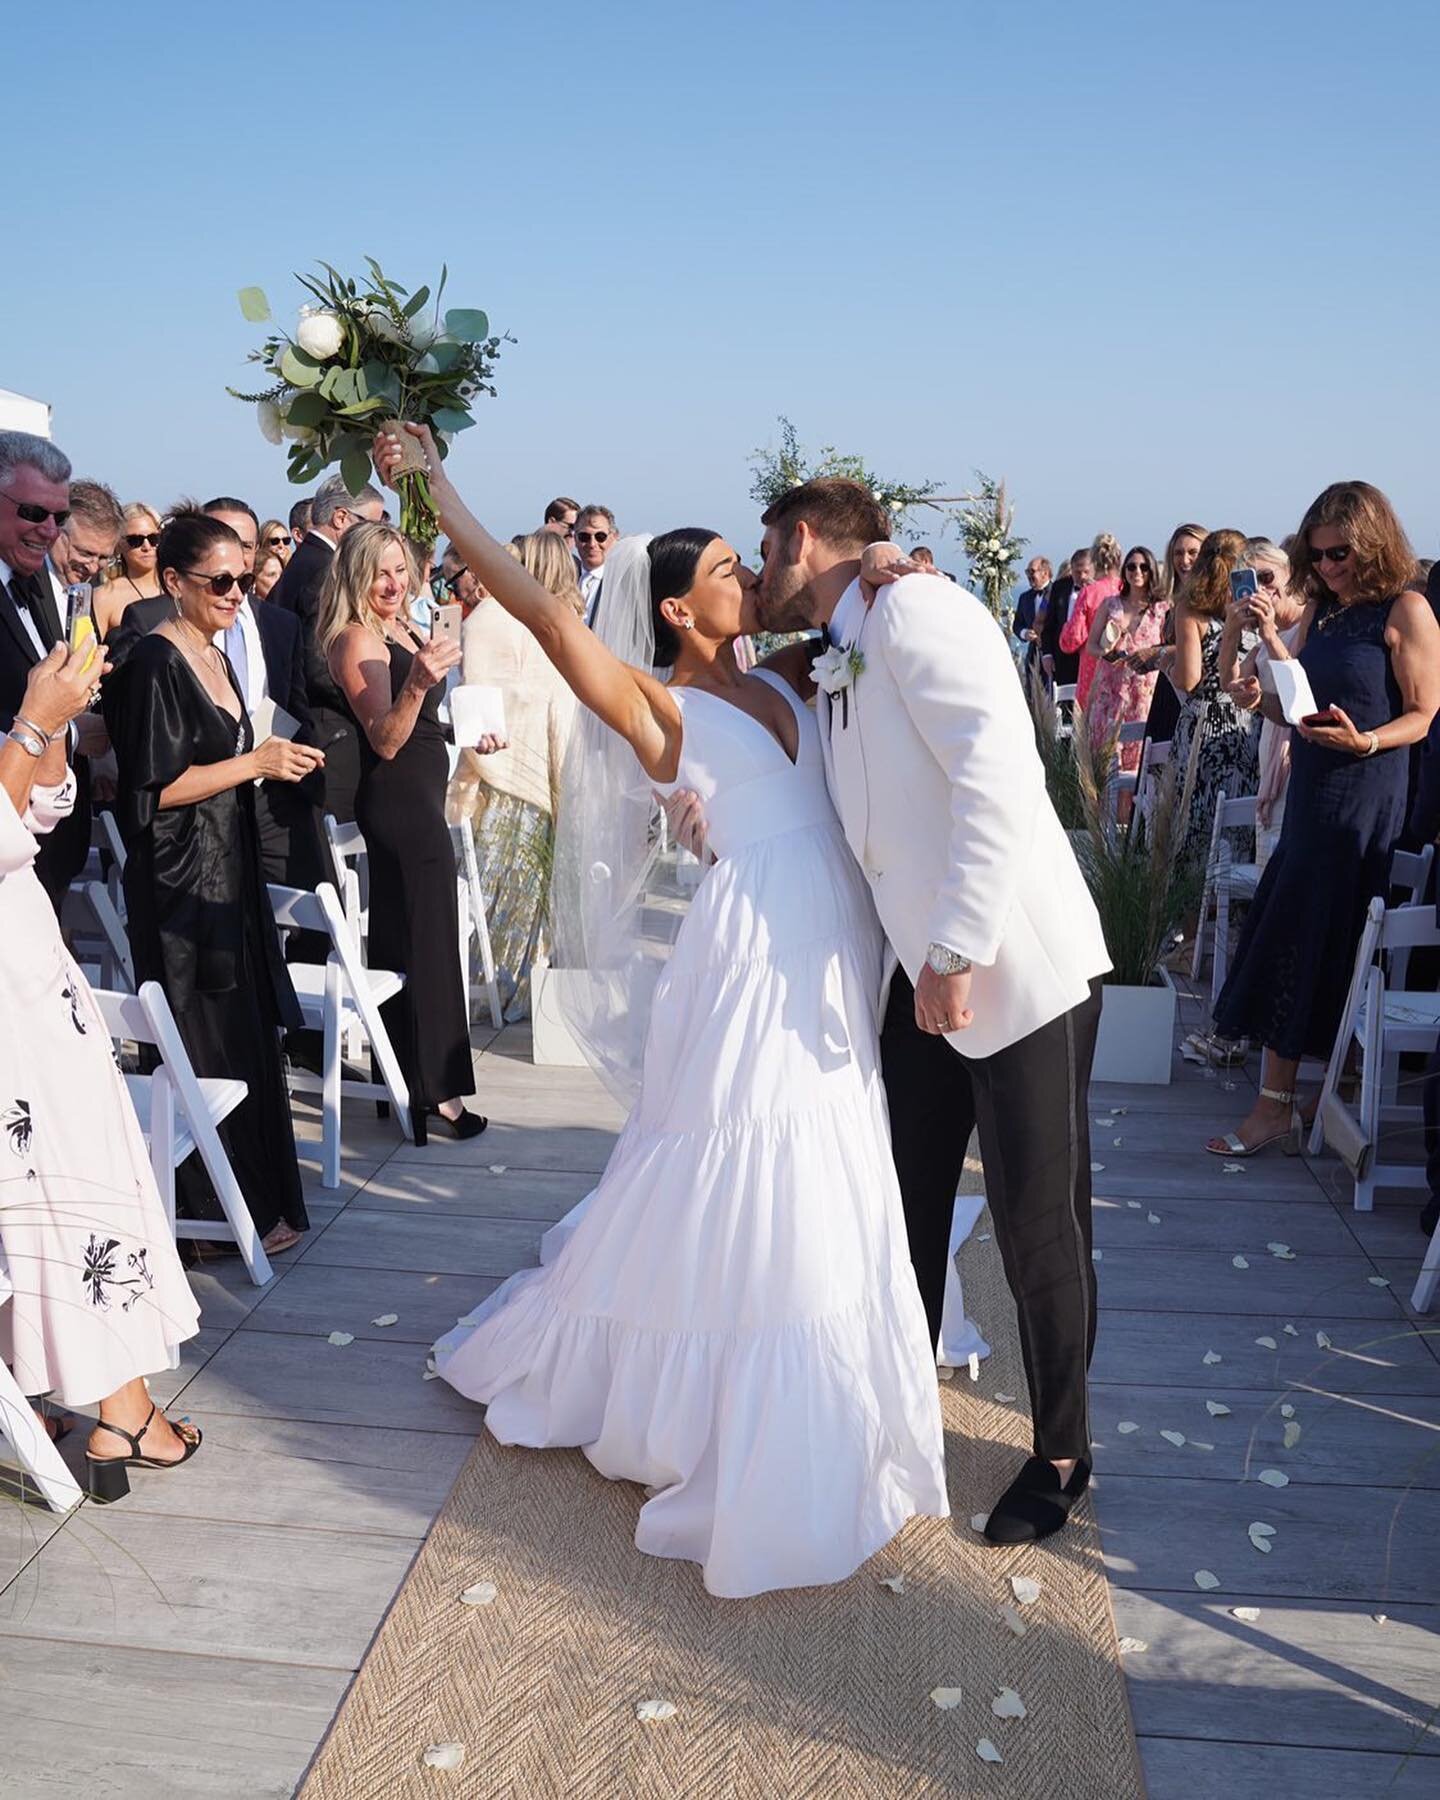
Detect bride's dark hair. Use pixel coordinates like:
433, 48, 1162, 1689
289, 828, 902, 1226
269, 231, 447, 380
648, 527, 719, 662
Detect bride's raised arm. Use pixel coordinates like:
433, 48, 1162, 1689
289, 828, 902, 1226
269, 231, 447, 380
372, 426, 680, 780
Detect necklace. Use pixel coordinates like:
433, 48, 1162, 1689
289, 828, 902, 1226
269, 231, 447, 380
174, 615, 222, 670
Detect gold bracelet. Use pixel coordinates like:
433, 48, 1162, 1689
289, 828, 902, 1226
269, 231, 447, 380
1362, 731, 1380, 757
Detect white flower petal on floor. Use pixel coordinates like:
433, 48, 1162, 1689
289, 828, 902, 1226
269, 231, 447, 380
1127, 1200, 1143, 1210
929, 1687, 964, 1711
1117, 1421, 1140, 1434
1258, 1468, 1290, 1488
1202, 1350, 1223, 1365
371, 1313, 399, 1328
1283, 1421, 1302, 1449
994, 1393, 1016, 1405
1367, 1276, 1390, 1288
1232, 1255, 1250, 1268
969, 1513, 989, 1533
1232, 1607, 1261, 1622
1009, 1575, 1041, 1607
1206, 1402, 1232, 1418
1316, 1330, 1332, 1348
879, 1574, 906, 1593
1283, 1323, 1299, 1335
976, 1738, 1003, 1764
1194, 1570, 1221, 1590
1161, 1430, 1187, 1448
327, 1331, 355, 1347
1280, 1402, 1296, 1418
459, 1581, 498, 1607
487, 1164, 508, 1175
422, 1743, 465, 1771
1117, 1637, 1148, 1654
636, 1700, 678, 1723
1090, 1162, 1106, 1173
999, 1604, 1028, 1637
1092, 1250, 1103, 1262
1254, 1336, 1278, 1349
991, 1687, 1027, 1720
1224, 1165, 1247, 1176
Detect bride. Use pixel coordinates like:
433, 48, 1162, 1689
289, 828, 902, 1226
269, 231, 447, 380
373, 427, 948, 1599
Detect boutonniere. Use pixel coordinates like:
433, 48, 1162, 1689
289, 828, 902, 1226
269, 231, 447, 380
813, 643, 866, 727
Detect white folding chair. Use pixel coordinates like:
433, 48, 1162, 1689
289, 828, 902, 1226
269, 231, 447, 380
1414, 1217, 1440, 1313
455, 819, 504, 1029
1102, 720, 1149, 821
267, 881, 413, 1187
90, 983, 270, 1286
1054, 682, 1077, 739
1190, 789, 1261, 1004
62, 880, 134, 992
1308, 900, 1440, 1210
0, 1251, 85, 1514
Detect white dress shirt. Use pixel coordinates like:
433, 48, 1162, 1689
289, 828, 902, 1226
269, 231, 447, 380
212, 598, 269, 716
581, 566, 605, 624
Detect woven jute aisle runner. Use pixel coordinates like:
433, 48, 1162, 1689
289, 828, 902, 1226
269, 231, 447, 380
300, 1182, 1143, 1800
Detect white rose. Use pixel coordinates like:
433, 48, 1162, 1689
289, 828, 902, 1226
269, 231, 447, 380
296, 307, 345, 360
256, 399, 283, 445
281, 420, 317, 444
812, 646, 851, 695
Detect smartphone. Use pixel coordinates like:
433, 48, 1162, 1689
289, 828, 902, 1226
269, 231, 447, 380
431, 602, 463, 648
66, 583, 99, 675
1229, 569, 1260, 606
1301, 709, 1339, 727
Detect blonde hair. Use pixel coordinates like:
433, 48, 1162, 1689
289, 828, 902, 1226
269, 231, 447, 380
1185, 528, 1248, 620
511, 530, 584, 615
111, 501, 163, 581
317, 520, 415, 655
1090, 532, 1122, 576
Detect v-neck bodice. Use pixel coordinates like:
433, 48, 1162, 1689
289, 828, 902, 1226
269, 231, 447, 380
654, 670, 836, 857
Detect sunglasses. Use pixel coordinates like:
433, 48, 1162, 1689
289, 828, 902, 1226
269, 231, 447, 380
1311, 544, 1352, 565
1, 493, 70, 528
443, 574, 467, 596
125, 531, 161, 549
264, 534, 292, 549
1255, 567, 1277, 588
575, 530, 610, 545
184, 568, 255, 597
1122, 560, 1149, 574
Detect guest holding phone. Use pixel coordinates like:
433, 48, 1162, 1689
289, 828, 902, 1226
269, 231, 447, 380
320, 522, 484, 1142
1207, 483, 1440, 1156
1082, 545, 1169, 773
1220, 539, 1307, 869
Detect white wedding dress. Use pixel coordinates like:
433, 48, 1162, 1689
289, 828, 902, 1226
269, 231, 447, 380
434, 671, 948, 1598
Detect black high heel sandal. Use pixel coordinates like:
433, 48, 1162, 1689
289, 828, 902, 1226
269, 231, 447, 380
85, 1403, 202, 1504
425, 1107, 489, 1141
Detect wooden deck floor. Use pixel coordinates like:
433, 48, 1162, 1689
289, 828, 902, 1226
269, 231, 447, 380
2, 999, 1437, 1797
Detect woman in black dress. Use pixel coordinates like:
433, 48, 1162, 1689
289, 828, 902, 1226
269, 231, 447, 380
1207, 482, 1440, 1156
109, 511, 326, 1252
320, 523, 484, 1143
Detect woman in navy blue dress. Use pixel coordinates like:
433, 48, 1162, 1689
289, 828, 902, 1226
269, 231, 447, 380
1208, 482, 1440, 1157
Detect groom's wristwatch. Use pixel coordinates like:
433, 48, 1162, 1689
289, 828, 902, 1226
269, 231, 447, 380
926, 942, 972, 978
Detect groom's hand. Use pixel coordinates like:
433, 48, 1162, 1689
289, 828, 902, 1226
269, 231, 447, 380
915, 963, 973, 1035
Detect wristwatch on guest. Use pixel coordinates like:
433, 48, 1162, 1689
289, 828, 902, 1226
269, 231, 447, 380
926, 942, 972, 978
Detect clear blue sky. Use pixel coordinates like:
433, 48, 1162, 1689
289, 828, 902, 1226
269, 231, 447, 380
9, 0, 1439, 573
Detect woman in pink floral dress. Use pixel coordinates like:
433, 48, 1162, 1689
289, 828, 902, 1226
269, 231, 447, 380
1084, 545, 1171, 771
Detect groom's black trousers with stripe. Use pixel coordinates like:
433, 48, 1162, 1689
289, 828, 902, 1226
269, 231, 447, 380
881, 971, 1103, 1463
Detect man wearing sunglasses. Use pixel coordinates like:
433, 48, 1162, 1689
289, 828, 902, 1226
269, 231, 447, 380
575, 504, 617, 626
0, 430, 99, 911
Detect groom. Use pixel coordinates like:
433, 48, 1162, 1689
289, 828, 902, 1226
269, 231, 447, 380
756, 478, 1112, 1546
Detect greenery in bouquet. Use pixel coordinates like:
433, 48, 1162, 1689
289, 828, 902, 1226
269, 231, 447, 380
748, 416, 942, 532
228, 258, 510, 545
957, 473, 1027, 624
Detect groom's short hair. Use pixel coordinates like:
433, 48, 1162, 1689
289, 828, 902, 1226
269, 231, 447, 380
761, 478, 890, 551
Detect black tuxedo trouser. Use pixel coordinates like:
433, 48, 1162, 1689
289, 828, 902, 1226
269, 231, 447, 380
881, 968, 1103, 1462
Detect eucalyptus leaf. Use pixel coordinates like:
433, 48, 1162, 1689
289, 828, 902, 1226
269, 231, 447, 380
321, 367, 361, 407
445, 308, 490, 343
279, 345, 323, 388
430, 407, 473, 434
291, 452, 326, 485
403, 285, 432, 319
341, 446, 373, 496
238, 285, 272, 323
429, 341, 466, 374
285, 392, 330, 429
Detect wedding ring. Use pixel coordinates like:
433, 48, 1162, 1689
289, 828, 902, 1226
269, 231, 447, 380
937, 1017, 951, 1032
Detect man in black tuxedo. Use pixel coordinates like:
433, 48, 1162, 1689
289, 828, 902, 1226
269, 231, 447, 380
1038, 546, 1093, 691
269, 472, 386, 823
0, 430, 101, 913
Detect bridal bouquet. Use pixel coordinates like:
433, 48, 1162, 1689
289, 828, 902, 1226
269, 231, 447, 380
229, 258, 509, 544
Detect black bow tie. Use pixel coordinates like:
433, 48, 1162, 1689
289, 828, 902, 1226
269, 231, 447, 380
6, 572, 60, 648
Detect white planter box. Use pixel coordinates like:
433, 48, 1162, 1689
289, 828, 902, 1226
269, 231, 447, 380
530, 962, 591, 1068
1091, 975, 1177, 1085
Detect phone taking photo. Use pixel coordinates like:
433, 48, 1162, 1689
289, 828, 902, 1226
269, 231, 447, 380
431, 602, 463, 648
1229, 569, 1260, 606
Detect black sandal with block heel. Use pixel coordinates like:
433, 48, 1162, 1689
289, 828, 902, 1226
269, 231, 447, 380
85, 1403, 202, 1504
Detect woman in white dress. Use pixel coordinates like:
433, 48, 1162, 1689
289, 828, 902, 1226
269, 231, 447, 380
376, 428, 947, 1599
1, 643, 201, 1501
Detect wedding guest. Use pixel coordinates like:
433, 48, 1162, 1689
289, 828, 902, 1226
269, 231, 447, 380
289, 498, 312, 546
96, 502, 164, 637
0, 431, 95, 914
258, 518, 293, 566
0, 639, 202, 1503
542, 496, 579, 539
51, 480, 123, 589
1220, 538, 1307, 868
1039, 546, 1092, 689
201, 497, 331, 903
451, 531, 579, 1020
1013, 555, 1051, 691
1084, 545, 1169, 770
1208, 483, 1440, 1155
1134, 521, 1209, 750
108, 509, 322, 1254
910, 546, 937, 569
576, 504, 617, 623
269, 473, 386, 824
1169, 529, 1262, 865
253, 549, 285, 600
1059, 533, 1122, 706
321, 523, 484, 1142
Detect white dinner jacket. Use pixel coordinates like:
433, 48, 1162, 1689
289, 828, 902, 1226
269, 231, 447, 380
820, 574, 1110, 1060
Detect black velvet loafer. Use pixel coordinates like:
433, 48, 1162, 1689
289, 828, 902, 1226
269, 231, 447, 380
982, 1455, 1092, 1546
